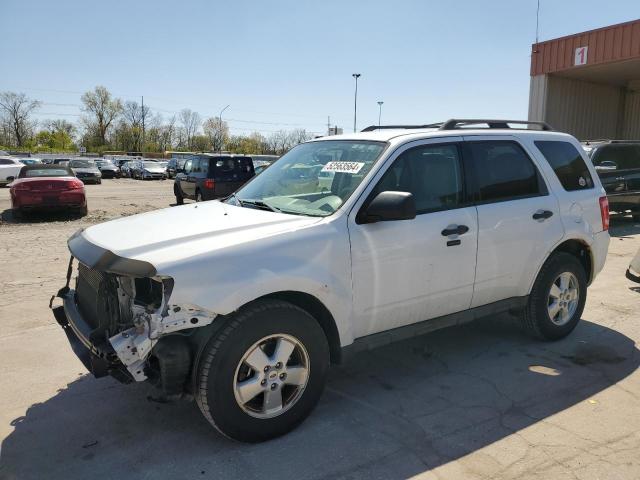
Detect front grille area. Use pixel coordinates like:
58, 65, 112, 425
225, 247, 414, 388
75, 263, 120, 338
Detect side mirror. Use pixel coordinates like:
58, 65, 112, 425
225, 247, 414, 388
358, 191, 416, 224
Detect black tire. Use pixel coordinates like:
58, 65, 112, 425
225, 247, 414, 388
174, 184, 184, 205
195, 189, 203, 202
97, 178, 102, 185
195, 299, 330, 442
79, 205, 88, 217
520, 252, 587, 340
632, 213, 640, 223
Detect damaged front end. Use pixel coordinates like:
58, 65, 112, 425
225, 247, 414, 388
51, 233, 217, 396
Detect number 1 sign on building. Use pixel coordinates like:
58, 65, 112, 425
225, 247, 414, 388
575, 46, 588, 66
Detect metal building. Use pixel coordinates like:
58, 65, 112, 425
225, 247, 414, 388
528, 19, 640, 140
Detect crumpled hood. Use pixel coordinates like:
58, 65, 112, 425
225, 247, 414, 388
73, 201, 321, 273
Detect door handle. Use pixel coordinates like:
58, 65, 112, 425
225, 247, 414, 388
532, 209, 553, 220
441, 225, 469, 236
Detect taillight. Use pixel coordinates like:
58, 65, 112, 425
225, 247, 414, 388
204, 179, 215, 189
67, 180, 84, 190
599, 196, 609, 231
13, 183, 31, 191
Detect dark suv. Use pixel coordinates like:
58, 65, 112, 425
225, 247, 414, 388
584, 140, 640, 221
173, 154, 255, 204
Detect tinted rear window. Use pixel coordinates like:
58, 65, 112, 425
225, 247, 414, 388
592, 144, 640, 170
0, 159, 15, 165
207, 157, 254, 179
468, 141, 542, 202
535, 141, 593, 191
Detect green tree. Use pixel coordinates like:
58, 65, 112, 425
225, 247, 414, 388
81, 86, 122, 146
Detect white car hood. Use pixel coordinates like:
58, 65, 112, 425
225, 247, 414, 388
75, 201, 321, 273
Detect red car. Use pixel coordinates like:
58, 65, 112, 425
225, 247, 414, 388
10, 165, 87, 216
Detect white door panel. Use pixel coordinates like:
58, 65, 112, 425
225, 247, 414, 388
472, 196, 563, 306
351, 207, 478, 336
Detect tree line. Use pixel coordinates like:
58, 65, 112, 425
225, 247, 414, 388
0, 86, 313, 155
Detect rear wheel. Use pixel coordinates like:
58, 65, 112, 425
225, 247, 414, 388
520, 252, 587, 340
195, 300, 330, 442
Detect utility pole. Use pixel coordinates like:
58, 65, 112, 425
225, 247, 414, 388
352, 73, 361, 132
219, 104, 230, 153
141, 96, 145, 153
377, 101, 384, 127
327, 116, 331, 135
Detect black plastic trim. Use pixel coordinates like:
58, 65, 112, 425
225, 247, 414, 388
68, 229, 157, 277
341, 296, 528, 360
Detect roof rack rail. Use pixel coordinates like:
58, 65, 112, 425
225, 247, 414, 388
439, 119, 554, 131
361, 123, 442, 132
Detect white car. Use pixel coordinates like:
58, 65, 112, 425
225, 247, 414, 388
0, 157, 25, 186
52, 119, 610, 442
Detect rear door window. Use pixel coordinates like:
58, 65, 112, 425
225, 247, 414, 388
467, 141, 544, 203
210, 157, 254, 181
535, 141, 594, 191
0, 159, 14, 165
592, 144, 640, 170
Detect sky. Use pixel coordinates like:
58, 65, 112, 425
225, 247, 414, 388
0, 0, 638, 137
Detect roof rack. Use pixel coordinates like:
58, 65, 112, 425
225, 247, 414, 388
361, 123, 442, 132
439, 119, 554, 131
361, 119, 553, 133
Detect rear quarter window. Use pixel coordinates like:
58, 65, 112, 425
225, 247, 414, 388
535, 141, 594, 191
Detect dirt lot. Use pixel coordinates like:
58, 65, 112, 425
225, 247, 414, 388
1, 179, 640, 480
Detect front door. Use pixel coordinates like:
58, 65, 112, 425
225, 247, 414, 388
179, 158, 198, 198
349, 139, 478, 338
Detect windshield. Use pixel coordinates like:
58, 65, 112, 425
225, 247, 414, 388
23, 168, 71, 178
144, 161, 158, 168
97, 160, 114, 167
228, 140, 386, 216
69, 160, 94, 168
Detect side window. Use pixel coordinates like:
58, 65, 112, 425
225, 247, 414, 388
592, 144, 640, 170
183, 159, 192, 173
535, 141, 594, 191
373, 144, 463, 214
468, 141, 542, 203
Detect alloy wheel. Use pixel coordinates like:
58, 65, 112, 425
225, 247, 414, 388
547, 272, 579, 326
233, 334, 310, 419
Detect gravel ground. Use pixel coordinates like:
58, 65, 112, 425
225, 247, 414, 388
1, 179, 639, 480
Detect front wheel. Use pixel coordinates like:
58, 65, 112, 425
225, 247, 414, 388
520, 252, 587, 340
195, 300, 330, 442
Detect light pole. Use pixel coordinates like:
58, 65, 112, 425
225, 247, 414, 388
377, 101, 384, 127
219, 104, 230, 152
352, 73, 361, 132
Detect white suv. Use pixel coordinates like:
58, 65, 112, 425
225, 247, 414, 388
52, 119, 610, 442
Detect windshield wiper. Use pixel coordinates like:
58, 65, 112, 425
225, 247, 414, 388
240, 199, 281, 213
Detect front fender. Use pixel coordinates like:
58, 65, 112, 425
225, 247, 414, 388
161, 219, 354, 346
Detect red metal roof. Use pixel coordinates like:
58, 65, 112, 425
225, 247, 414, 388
531, 19, 640, 76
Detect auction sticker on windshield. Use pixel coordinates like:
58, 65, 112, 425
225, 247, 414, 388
321, 161, 365, 174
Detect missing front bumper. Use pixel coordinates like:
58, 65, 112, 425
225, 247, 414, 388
51, 290, 132, 383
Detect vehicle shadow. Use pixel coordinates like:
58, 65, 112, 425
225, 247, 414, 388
609, 214, 640, 237
1, 316, 637, 480
0, 208, 84, 224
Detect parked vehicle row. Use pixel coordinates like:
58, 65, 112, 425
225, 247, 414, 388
52, 119, 611, 442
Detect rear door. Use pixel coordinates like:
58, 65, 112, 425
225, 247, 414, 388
211, 157, 255, 196
464, 137, 564, 307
